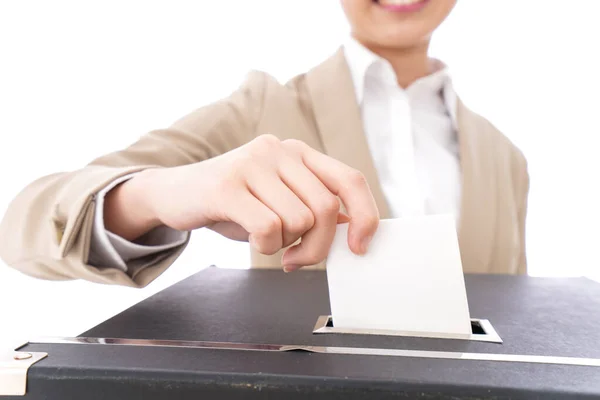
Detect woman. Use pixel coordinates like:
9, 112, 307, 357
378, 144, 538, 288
0, 0, 529, 287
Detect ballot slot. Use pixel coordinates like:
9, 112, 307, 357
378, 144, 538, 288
312, 315, 503, 344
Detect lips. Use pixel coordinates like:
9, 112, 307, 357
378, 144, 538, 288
375, 0, 429, 13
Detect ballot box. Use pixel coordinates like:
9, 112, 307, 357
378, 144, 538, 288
4, 267, 600, 399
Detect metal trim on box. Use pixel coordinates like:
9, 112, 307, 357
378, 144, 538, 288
23, 337, 600, 368
312, 315, 503, 344
0, 351, 47, 396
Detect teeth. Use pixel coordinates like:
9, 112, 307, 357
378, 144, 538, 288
379, 0, 423, 5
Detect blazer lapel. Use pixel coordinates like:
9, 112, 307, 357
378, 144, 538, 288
304, 48, 391, 219
303, 49, 496, 272
455, 99, 497, 272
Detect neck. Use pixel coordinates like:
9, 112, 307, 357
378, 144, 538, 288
357, 37, 433, 88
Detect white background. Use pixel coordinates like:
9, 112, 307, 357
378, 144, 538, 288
1, 0, 599, 348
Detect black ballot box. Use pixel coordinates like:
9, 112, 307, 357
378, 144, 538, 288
5, 267, 600, 399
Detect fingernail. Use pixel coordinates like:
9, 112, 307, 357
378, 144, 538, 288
360, 235, 373, 254
283, 265, 301, 273
337, 212, 351, 224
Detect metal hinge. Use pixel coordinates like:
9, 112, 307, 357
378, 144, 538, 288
0, 350, 47, 396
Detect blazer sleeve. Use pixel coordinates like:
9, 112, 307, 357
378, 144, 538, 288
0, 71, 269, 288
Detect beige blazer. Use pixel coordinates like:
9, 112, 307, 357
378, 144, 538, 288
0, 48, 529, 288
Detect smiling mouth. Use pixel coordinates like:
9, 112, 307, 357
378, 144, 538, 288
374, 0, 430, 13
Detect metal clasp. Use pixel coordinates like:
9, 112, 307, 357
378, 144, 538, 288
0, 349, 47, 396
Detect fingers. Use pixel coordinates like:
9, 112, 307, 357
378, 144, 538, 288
215, 135, 378, 271
222, 191, 283, 255
283, 140, 380, 255
208, 221, 251, 242
277, 155, 341, 269
221, 161, 348, 262
246, 171, 314, 248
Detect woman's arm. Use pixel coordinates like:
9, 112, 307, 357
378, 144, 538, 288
0, 71, 269, 287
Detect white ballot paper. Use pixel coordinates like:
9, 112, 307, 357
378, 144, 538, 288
326, 214, 472, 336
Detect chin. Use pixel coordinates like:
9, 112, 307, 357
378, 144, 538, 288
370, 27, 431, 49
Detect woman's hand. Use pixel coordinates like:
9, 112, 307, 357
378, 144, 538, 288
105, 134, 380, 271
